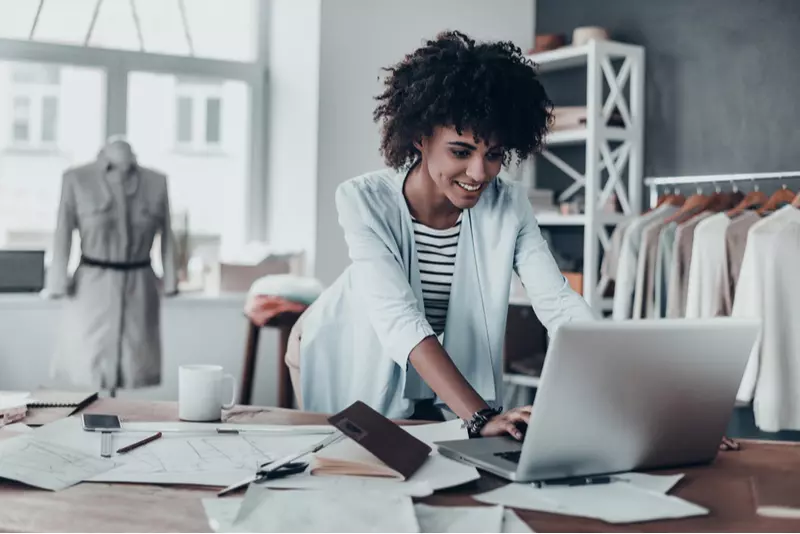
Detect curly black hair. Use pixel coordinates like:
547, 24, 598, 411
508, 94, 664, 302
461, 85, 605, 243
374, 30, 553, 169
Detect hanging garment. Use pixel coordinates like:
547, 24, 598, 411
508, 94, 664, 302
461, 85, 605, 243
685, 213, 731, 318
612, 204, 675, 320
600, 218, 634, 286
653, 221, 677, 318
716, 211, 761, 316
665, 212, 713, 318
632, 210, 678, 319
46, 158, 177, 389
733, 205, 800, 431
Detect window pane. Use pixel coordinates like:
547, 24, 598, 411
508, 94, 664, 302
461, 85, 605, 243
176, 97, 193, 143
87, 0, 140, 52
0, 62, 105, 257
183, 0, 257, 61
134, 0, 190, 56
0, 0, 38, 40
128, 72, 250, 264
12, 96, 30, 142
32, 0, 96, 45
205, 97, 221, 144
41, 96, 58, 143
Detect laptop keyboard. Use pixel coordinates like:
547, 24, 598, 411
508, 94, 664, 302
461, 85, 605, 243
495, 450, 521, 464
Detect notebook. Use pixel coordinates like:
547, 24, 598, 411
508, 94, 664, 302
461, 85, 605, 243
752, 474, 800, 518
26, 390, 98, 409
311, 401, 431, 480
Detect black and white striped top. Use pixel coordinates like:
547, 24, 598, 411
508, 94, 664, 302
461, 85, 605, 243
413, 213, 462, 335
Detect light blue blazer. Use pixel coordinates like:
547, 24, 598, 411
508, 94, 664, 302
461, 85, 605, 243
299, 167, 595, 418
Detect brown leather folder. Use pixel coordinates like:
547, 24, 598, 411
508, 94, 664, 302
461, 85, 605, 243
328, 400, 432, 480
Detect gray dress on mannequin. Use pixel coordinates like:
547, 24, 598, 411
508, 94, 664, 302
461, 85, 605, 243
46, 151, 177, 390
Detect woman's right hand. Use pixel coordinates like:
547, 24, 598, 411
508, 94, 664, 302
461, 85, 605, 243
480, 406, 532, 440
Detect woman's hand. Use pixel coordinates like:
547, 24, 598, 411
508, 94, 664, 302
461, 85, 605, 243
480, 406, 532, 440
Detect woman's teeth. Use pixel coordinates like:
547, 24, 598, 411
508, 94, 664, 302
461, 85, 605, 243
456, 181, 480, 192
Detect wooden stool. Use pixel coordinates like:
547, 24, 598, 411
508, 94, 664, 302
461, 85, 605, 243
240, 310, 304, 407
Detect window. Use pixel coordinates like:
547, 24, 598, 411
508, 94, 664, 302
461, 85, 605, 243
128, 71, 250, 260
174, 79, 224, 151
0, 2, 264, 293
8, 63, 60, 149
0, 61, 105, 252
0, 0, 258, 61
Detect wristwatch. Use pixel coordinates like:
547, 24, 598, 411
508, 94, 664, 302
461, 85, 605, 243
464, 406, 502, 438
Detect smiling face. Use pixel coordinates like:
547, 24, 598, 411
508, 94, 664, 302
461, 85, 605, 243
415, 126, 505, 210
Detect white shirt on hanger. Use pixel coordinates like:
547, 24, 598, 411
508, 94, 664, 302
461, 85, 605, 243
684, 213, 731, 318
733, 205, 800, 432
612, 204, 675, 320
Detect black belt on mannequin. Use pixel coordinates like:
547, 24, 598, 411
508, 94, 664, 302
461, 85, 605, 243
80, 255, 151, 271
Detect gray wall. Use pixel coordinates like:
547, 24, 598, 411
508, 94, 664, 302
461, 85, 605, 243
536, 0, 800, 183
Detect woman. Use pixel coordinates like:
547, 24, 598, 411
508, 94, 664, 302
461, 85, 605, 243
285, 31, 595, 439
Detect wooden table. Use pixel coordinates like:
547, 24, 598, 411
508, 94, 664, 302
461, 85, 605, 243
1, 398, 799, 533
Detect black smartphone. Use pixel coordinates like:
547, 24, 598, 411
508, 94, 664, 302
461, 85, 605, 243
81, 413, 122, 432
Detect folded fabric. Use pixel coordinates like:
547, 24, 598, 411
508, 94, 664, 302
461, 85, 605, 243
244, 274, 324, 326
246, 274, 323, 305
244, 295, 308, 327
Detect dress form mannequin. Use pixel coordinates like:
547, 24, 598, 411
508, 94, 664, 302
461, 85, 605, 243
46, 137, 178, 394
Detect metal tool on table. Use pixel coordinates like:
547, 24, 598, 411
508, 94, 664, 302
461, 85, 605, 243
217, 430, 344, 497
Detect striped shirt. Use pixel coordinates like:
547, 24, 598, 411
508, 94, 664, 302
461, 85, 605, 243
413, 213, 462, 335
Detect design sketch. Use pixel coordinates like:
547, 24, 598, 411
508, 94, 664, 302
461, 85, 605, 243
93, 433, 321, 485
0, 436, 116, 491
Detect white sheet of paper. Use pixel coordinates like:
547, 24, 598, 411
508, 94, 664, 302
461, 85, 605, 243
32, 416, 324, 487
475, 480, 708, 524
2, 423, 33, 433
92, 432, 323, 486
204, 498, 534, 533
408, 454, 480, 491
614, 472, 684, 494
405, 419, 466, 445
501, 509, 534, 533
405, 420, 480, 490
0, 435, 116, 490
203, 497, 242, 532
232, 486, 419, 532
260, 473, 433, 497
415, 504, 503, 533
123, 421, 334, 435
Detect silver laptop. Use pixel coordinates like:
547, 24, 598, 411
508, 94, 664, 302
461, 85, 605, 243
436, 318, 760, 483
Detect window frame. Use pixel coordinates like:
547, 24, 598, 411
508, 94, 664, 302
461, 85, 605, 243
0, 0, 269, 243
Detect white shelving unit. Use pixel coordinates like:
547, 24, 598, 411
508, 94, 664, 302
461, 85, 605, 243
524, 39, 646, 312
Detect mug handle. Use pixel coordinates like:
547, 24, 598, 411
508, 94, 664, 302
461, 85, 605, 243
222, 374, 237, 410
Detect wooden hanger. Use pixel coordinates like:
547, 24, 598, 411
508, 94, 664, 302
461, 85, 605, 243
728, 185, 768, 217
663, 188, 711, 224
757, 185, 796, 215
655, 188, 685, 208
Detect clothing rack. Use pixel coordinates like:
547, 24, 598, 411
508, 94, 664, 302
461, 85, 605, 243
643, 171, 800, 208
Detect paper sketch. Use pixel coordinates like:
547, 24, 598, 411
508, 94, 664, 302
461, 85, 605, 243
0, 435, 116, 491
203, 497, 533, 533
91, 433, 323, 487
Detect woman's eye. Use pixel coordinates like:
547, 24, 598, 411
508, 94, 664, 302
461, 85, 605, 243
451, 150, 470, 158
487, 152, 503, 161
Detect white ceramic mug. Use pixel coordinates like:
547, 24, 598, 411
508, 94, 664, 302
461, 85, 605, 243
178, 365, 237, 422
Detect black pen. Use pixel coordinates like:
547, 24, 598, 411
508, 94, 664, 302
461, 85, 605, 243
532, 475, 616, 488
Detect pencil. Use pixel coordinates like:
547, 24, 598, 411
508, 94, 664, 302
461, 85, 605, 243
116, 432, 162, 454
